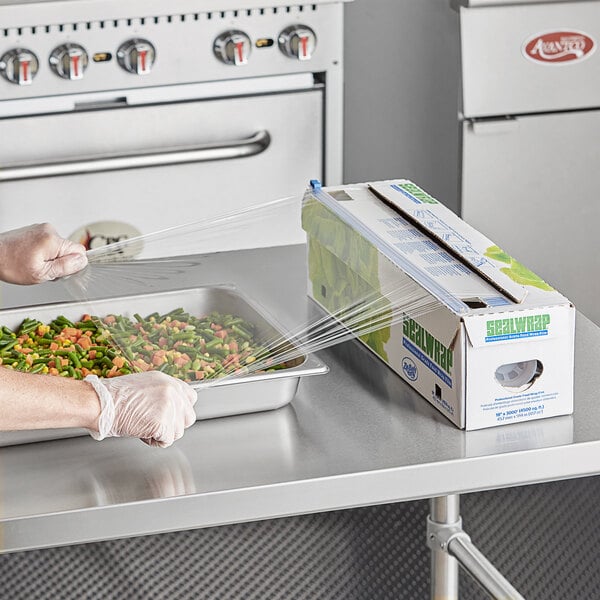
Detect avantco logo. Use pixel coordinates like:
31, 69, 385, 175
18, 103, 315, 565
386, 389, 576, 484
523, 30, 596, 65
402, 357, 418, 381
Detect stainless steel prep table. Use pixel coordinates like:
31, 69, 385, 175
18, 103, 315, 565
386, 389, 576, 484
1, 244, 599, 592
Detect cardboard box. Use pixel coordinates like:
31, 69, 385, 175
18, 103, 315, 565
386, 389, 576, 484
302, 179, 575, 430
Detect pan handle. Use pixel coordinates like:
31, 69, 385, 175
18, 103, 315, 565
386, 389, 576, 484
0, 130, 271, 182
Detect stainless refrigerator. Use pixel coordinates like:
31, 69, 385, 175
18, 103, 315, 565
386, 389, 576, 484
344, 0, 600, 324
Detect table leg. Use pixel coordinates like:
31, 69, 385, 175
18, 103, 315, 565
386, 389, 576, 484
429, 495, 460, 600
428, 494, 525, 600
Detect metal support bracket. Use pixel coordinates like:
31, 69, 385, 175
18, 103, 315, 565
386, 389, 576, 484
428, 495, 525, 600
427, 516, 470, 553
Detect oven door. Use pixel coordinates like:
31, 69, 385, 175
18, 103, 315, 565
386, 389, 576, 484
0, 88, 323, 255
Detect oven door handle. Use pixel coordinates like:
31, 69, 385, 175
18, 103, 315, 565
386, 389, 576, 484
0, 130, 271, 182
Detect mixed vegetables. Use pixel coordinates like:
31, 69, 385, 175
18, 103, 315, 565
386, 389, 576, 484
0, 308, 278, 382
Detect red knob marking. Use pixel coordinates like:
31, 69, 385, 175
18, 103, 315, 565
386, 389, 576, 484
21, 59, 30, 82
139, 49, 147, 72
235, 41, 244, 63
300, 36, 308, 58
72, 55, 80, 77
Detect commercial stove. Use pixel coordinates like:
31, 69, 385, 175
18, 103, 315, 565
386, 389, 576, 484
0, 0, 350, 256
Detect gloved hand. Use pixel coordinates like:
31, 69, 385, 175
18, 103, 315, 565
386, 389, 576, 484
85, 372, 198, 448
0, 223, 88, 285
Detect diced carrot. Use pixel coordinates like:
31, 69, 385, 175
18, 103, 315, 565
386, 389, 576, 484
214, 330, 227, 339
106, 365, 119, 377
103, 315, 116, 325
78, 336, 92, 350
174, 356, 189, 367
152, 353, 166, 366
82, 314, 92, 321
112, 356, 126, 369
61, 358, 69, 367
88, 350, 96, 360
134, 358, 148, 369
84, 330, 93, 337
135, 359, 151, 372
81, 367, 91, 377
194, 371, 205, 380
49, 367, 59, 376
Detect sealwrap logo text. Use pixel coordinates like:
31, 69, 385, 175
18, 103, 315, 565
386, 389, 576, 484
485, 314, 551, 342
402, 317, 452, 387
391, 182, 438, 205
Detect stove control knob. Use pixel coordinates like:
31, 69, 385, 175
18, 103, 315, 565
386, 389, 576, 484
49, 43, 88, 80
278, 25, 317, 60
117, 39, 155, 75
213, 31, 251, 66
0, 48, 39, 85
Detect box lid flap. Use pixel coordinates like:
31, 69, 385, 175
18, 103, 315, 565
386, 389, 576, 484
368, 180, 533, 304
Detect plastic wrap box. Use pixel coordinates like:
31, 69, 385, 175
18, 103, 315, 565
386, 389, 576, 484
302, 179, 575, 430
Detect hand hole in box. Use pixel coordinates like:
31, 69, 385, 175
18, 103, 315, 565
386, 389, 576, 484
494, 360, 543, 393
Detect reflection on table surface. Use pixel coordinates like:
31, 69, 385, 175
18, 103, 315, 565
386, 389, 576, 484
0, 404, 300, 519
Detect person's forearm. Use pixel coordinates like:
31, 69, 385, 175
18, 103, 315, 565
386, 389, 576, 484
0, 367, 100, 431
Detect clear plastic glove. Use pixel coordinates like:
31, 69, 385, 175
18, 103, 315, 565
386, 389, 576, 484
85, 372, 198, 448
0, 223, 88, 285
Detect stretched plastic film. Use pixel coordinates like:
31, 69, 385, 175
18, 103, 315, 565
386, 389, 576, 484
2, 191, 449, 386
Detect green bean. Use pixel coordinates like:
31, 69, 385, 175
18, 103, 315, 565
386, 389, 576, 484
231, 325, 253, 341
0, 340, 17, 353
67, 352, 81, 368
55, 316, 75, 328
172, 332, 196, 341
32, 357, 51, 365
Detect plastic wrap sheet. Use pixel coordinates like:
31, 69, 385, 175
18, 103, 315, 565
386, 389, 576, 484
1, 193, 445, 387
